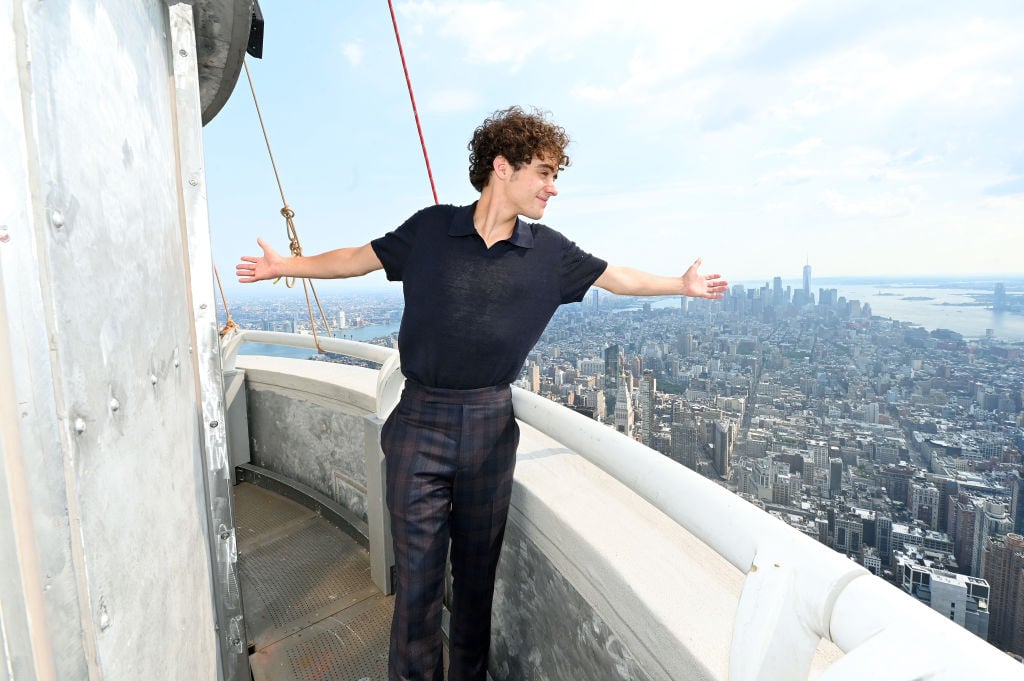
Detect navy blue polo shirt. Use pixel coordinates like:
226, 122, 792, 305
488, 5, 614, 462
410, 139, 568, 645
371, 203, 607, 389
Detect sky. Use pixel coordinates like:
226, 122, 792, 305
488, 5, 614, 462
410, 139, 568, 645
203, 1, 1024, 295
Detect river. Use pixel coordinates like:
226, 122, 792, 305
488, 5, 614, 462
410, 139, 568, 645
239, 322, 402, 360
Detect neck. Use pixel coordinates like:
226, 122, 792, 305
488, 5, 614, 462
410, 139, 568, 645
472, 188, 518, 248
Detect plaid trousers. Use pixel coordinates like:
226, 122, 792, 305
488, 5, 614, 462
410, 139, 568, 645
380, 380, 519, 681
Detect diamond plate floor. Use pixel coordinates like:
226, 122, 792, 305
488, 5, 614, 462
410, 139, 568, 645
234, 482, 393, 681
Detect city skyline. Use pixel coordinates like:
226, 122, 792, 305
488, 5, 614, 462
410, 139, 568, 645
204, 2, 1024, 294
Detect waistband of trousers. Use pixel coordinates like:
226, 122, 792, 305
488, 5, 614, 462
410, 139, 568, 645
401, 378, 512, 405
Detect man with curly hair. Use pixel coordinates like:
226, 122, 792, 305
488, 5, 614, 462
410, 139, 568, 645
237, 105, 727, 681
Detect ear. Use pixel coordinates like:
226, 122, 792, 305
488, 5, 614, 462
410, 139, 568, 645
492, 155, 511, 180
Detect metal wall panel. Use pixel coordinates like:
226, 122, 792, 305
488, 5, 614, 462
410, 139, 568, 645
0, 1, 222, 678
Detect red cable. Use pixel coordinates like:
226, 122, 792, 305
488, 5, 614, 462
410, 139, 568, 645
388, 1, 439, 205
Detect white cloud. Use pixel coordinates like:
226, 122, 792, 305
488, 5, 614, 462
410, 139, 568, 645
756, 138, 823, 159
342, 42, 364, 66
422, 89, 479, 114
821, 187, 923, 220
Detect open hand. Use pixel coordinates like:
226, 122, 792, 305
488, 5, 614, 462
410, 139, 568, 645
236, 238, 283, 283
682, 258, 728, 299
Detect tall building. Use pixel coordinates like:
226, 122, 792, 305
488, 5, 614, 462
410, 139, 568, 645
898, 556, 990, 640
952, 495, 980, 576
528, 362, 541, 394
1011, 471, 1024, 536
994, 282, 1007, 311
809, 439, 829, 472
667, 417, 700, 471
711, 420, 733, 478
604, 344, 621, 417
613, 373, 634, 436
911, 481, 940, 530
877, 464, 915, 506
981, 533, 1024, 655
876, 514, 893, 567
971, 500, 1013, 577
829, 457, 843, 498
638, 370, 656, 448
802, 260, 811, 302
834, 513, 864, 555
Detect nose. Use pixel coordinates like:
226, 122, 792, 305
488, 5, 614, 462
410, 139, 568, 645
547, 178, 558, 196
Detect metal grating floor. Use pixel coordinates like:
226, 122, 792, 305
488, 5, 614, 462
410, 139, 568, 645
234, 482, 393, 681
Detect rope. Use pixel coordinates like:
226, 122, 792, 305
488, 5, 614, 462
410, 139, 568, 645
214, 265, 239, 338
388, 0, 439, 204
241, 57, 334, 351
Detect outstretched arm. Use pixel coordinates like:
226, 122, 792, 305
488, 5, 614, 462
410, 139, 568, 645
594, 258, 728, 298
236, 238, 383, 283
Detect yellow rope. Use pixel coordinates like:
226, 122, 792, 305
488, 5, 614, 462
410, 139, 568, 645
242, 58, 334, 351
214, 265, 239, 338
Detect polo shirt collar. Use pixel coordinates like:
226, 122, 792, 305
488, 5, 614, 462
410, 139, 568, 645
449, 202, 535, 248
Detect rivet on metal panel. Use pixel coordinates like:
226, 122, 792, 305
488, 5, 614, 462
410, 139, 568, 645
50, 210, 65, 228
109, 398, 120, 412
0, 225, 9, 243
188, 177, 198, 186
178, 49, 188, 57
220, 530, 231, 541
98, 598, 111, 631
200, 303, 208, 310
73, 417, 86, 434
210, 420, 219, 428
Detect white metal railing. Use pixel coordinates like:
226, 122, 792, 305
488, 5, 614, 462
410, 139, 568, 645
226, 331, 1023, 680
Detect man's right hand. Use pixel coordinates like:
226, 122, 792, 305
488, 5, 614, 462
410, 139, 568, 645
236, 237, 283, 283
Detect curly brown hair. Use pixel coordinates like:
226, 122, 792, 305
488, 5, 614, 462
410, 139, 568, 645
467, 106, 571, 192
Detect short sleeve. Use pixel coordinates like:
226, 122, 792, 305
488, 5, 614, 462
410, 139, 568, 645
559, 236, 608, 304
370, 209, 425, 281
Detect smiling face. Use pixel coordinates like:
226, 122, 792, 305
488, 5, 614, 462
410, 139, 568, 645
505, 155, 560, 220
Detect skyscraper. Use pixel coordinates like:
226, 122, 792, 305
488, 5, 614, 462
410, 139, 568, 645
994, 282, 1007, 311
639, 370, 656, 448
1011, 471, 1024, 536
604, 344, 621, 417
614, 372, 634, 436
711, 420, 733, 478
982, 533, 1024, 655
829, 458, 843, 498
802, 260, 811, 299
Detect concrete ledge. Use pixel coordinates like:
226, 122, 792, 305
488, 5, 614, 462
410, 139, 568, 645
237, 355, 378, 414
494, 425, 742, 681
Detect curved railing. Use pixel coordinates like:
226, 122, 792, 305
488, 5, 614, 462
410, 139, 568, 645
225, 330, 1022, 680
222, 329, 405, 419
